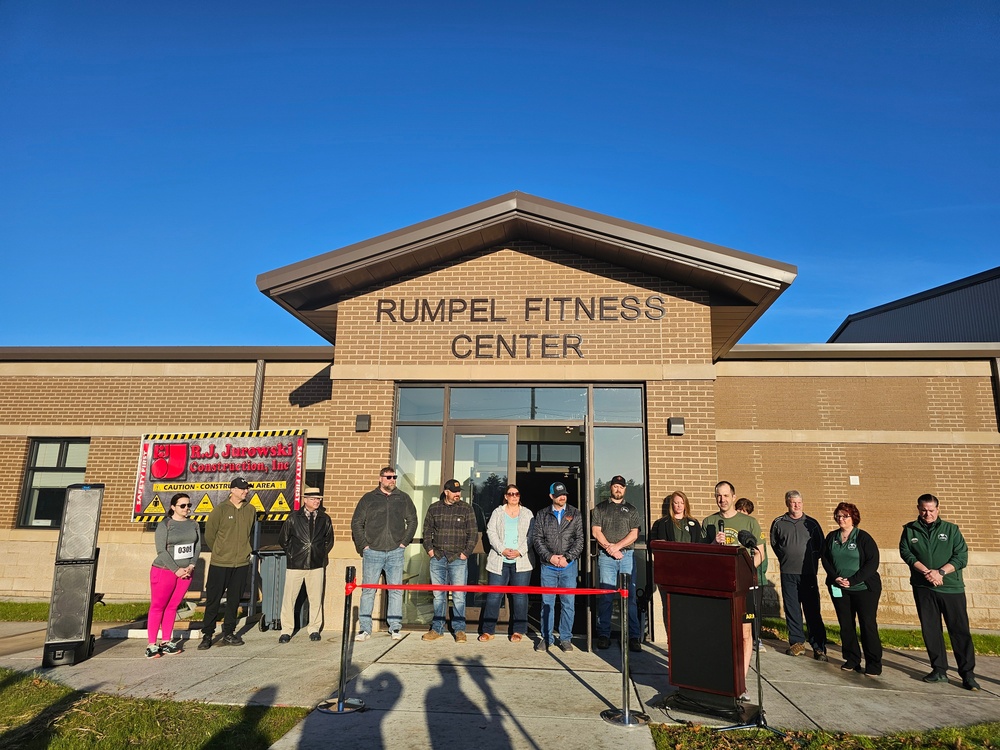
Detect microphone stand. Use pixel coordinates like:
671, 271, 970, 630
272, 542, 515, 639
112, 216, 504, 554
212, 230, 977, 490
716, 542, 786, 738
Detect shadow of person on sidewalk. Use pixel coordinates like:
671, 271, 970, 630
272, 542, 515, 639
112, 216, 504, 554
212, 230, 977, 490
200, 685, 276, 750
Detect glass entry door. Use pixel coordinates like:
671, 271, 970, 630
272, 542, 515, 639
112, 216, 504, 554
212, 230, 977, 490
446, 428, 513, 618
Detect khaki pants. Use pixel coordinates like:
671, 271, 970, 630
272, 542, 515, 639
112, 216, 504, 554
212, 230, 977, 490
280, 567, 325, 636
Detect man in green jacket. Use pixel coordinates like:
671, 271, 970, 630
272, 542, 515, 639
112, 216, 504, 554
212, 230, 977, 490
899, 493, 978, 690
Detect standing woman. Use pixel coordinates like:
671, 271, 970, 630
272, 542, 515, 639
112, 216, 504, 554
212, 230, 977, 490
147, 493, 201, 658
479, 484, 534, 642
649, 491, 704, 543
821, 502, 883, 676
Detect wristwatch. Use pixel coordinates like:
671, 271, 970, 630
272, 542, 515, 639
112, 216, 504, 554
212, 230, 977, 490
938, 568, 947, 577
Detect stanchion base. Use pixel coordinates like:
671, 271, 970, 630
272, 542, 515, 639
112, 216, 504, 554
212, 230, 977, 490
600, 708, 650, 727
316, 698, 366, 715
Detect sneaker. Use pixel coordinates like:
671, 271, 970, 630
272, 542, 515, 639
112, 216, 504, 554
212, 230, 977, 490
478, 633, 495, 642
963, 676, 981, 691
785, 642, 805, 657
355, 631, 371, 642
629, 639, 642, 653
309, 632, 322, 642
160, 639, 183, 655
422, 630, 444, 641
220, 633, 245, 647
534, 640, 550, 652
145, 644, 161, 659
738, 691, 750, 702
757, 643, 767, 653
596, 635, 611, 650
841, 662, 861, 672
454, 632, 467, 643
559, 640, 573, 652
390, 630, 403, 641
278, 634, 291, 644
197, 634, 213, 650
813, 650, 829, 662
923, 670, 948, 683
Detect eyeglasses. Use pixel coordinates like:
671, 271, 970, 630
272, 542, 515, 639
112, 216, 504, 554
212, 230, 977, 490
834, 514, 849, 520
382, 475, 397, 480
176, 504, 191, 509
505, 492, 520, 497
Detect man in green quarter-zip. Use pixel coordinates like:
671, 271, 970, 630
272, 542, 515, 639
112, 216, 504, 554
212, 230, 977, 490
899, 493, 979, 691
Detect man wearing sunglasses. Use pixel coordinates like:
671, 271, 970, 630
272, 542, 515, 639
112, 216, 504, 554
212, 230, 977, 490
351, 467, 417, 641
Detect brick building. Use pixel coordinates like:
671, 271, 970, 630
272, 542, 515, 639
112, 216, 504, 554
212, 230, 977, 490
2, 193, 998, 638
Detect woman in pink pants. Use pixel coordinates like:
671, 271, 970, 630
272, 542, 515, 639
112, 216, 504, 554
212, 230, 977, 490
147, 493, 201, 658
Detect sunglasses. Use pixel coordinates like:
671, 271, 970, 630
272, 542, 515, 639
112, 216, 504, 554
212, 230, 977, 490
382, 475, 398, 480
176, 504, 191, 509
505, 492, 520, 496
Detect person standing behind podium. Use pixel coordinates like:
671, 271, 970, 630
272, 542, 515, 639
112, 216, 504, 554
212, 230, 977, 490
703, 481, 763, 686
650, 491, 704, 543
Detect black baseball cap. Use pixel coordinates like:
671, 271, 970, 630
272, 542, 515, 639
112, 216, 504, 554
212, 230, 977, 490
443, 479, 461, 492
610, 475, 627, 488
230, 477, 250, 489
550, 482, 568, 497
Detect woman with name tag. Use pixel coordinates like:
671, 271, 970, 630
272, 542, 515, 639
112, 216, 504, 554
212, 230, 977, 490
147, 493, 202, 658
821, 502, 883, 676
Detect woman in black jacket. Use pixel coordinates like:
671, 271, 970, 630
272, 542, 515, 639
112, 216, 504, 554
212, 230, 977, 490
821, 502, 883, 676
649, 491, 704, 543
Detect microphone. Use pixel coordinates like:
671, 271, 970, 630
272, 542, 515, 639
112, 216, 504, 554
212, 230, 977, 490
737, 529, 759, 549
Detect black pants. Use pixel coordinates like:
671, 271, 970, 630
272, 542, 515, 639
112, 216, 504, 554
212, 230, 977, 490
831, 587, 882, 674
913, 587, 976, 678
780, 572, 827, 650
202, 564, 249, 637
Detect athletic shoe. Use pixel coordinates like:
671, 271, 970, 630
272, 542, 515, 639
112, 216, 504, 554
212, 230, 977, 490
813, 650, 829, 662
389, 630, 403, 641
478, 633, 494, 642
197, 634, 213, 650
923, 670, 948, 683
160, 639, 183, 655
354, 631, 371, 642
559, 640, 573, 652
220, 633, 245, 646
309, 632, 322, 642
278, 634, 291, 644
145, 644, 161, 659
629, 639, 642, 653
841, 662, 861, 672
534, 640, 550, 652
454, 632, 467, 643
757, 643, 767, 653
596, 636, 611, 650
785, 643, 805, 656
422, 630, 444, 641
738, 691, 750, 702
963, 676, 981, 691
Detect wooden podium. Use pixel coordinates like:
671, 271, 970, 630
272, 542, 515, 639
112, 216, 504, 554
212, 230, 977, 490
650, 541, 755, 709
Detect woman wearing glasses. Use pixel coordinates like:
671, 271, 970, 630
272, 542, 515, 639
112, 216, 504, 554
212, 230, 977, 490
479, 484, 534, 643
821, 502, 883, 676
147, 492, 202, 658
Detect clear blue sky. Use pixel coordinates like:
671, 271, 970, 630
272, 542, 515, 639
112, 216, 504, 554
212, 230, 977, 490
2, 2, 997, 347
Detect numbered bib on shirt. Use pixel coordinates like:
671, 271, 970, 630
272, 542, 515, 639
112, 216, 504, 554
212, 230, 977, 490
173, 542, 194, 561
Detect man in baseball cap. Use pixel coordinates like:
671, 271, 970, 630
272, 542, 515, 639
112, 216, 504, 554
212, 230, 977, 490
532, 480, 583, 651
592, 475, 642, 651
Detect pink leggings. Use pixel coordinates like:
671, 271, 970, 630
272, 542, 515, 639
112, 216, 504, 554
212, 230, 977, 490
148, 566, 192, 644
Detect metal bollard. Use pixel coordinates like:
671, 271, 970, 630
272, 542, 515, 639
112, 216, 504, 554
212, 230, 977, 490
317, 565, 366, 714
600, 572, 648, 727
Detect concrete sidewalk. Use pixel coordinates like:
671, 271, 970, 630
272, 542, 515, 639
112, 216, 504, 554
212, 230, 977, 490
1, 623, 998, 749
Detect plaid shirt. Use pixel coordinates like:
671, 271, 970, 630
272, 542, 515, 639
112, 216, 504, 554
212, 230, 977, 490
422, 499, 479, 561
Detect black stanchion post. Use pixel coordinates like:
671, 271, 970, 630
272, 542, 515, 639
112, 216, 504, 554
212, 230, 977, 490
600, 572, 648, 727
318, 565, 366, 714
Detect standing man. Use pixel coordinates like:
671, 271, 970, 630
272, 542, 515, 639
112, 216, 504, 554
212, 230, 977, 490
770, 490, 828, 661
899, 493, 979, 690
199, 477, 257, 650
351, 467, 417, 641
533, 481, 584, 652
422, 478, 479, 643
592, 474, 643, 652
277, 490, 334, 643
703, 481, 763, 685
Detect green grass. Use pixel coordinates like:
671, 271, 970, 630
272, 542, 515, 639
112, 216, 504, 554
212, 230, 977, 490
0, 602, 153, 624
0, 668, 308, 750
651, 723, 1000, 749
760, 617, 1000, 657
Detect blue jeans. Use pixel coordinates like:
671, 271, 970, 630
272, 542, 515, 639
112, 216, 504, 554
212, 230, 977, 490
429, 555, 468, 633
780, 572, 827, 651
481, 564, 530, 636
358, 547, 404, 634
540, 561, 577, 644
596, 550, 640, 640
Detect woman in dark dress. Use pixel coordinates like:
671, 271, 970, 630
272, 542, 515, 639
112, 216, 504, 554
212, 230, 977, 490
821, 502, 883, 676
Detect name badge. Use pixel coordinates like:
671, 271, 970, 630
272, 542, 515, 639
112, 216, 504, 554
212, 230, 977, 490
174, 542, 194, 561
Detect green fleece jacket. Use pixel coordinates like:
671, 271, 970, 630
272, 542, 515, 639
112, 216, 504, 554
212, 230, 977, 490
899, 516, 968, 594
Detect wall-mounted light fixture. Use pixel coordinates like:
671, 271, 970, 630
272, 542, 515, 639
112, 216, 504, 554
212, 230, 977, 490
355, 414, 371, 433
667, 417, 685, 436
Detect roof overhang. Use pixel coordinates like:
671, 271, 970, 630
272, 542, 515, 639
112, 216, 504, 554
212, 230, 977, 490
257, 192, 798, 360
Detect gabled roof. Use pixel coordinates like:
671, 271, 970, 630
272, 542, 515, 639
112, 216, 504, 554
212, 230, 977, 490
257, 192, 797, 360
829, 265, 1000, 343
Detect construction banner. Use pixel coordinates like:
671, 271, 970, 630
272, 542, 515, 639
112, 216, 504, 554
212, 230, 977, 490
132, 430, 306, 522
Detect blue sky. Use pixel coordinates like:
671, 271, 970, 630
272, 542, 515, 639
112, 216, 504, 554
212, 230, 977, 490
2, 2, 997, 346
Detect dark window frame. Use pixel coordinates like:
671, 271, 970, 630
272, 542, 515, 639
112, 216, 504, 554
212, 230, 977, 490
19, 438, 90, 528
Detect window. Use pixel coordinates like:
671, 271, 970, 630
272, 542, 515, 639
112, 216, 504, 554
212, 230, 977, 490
21, 439, 90, 528
305, 439, 327, 494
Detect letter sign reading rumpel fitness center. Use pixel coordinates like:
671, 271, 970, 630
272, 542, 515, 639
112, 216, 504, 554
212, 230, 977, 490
132, 430, 306, 522
374, 295, 667, 359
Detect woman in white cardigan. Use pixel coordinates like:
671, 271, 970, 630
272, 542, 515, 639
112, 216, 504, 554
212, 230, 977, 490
478, 484, 534, 642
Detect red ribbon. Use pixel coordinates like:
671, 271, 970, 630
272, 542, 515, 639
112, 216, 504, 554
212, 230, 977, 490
345, 582, 626, 597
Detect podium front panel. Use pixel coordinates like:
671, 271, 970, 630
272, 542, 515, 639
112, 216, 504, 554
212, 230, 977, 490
668, 593, 738, 694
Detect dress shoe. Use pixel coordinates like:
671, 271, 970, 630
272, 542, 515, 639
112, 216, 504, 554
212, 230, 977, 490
278, 634, 291, 644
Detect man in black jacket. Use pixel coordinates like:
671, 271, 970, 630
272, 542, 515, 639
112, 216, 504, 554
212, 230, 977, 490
277, 491, 334, 643
532, 482, 584, 652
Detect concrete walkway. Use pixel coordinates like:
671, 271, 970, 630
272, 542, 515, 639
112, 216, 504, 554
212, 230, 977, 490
1, 623, 998, 749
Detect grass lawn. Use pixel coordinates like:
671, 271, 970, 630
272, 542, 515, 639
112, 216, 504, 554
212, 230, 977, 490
0, 668, 307, 750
